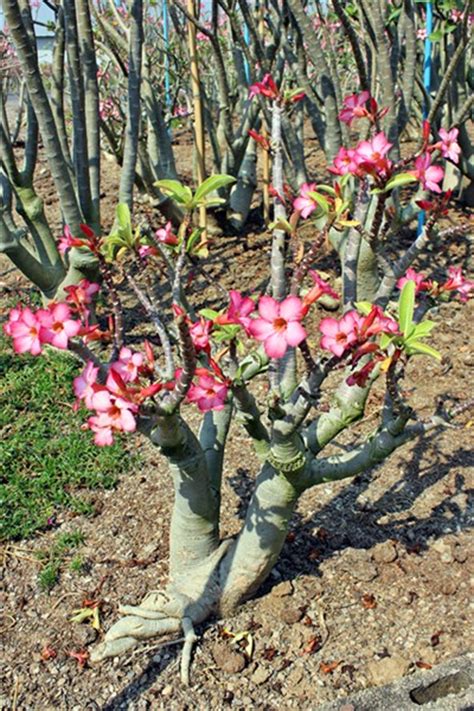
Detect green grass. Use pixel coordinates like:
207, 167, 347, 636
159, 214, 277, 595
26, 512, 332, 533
36, 530, 86, 590
0, 330, 135, 541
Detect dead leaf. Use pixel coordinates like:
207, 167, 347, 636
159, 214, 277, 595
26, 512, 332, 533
416, 660, 433, 669
40, 646, 57, 661
68, 649, 89, 668
262, 647, 278, 661
430, 630, 444, 647
70, 605, 101, 631
319, 660, 342, 674
361, 593, 377, 609
302, 636, 322, 655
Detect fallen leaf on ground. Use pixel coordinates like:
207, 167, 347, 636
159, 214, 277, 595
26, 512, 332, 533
320, 660, 342, 674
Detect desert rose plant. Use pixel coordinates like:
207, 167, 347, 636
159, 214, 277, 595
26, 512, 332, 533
3, 65, 473, 683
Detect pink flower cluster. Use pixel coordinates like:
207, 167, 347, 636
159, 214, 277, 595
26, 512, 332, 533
397, 267, 474, 302
320, 307, 399, 358
4, 303, 81, 355
74, 348, 150, 446
330, 132, 393, 180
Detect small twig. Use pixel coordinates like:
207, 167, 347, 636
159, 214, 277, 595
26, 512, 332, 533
11, 677, 20, 711
0, 614, 16, 633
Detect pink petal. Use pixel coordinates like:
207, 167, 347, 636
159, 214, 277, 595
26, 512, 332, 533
319, 317, 339, 337
285, 321, 306, 347
51, 302, 71, 321
119, 409, 136, 432
280, 296, 303, 322
264, 332, 288, 358
51, 330, 69, 349
92, 390, 113, 411
248, 318, 275, 341
257, 296, 279, 321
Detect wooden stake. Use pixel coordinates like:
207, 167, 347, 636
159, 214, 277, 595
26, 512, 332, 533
258, 1, 270, 224
186, 0, 207, 247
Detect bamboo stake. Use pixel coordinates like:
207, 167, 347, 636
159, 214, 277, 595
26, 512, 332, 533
186, 0, 207, 247
258, 0, 270, 224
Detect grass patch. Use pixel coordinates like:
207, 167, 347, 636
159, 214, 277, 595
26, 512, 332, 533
0, 331, 135, 541
36, 530, 86, 590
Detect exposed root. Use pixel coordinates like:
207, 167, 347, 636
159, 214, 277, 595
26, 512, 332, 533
90, 615, 182, 662
90, 586, 209, 680
180, 617, 198, 685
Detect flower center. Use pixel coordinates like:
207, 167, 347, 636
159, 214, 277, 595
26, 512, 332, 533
336, 332, 348, 342
273, 317, 287, 332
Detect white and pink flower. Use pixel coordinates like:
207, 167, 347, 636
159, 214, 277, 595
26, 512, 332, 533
293, 183, 318, 219
248, 295, 307, 358
187, 373, 228, 412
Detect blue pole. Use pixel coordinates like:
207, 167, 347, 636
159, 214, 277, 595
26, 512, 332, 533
417, 2, 433, 236
243, 23, 251, 84
163, 0, 172, 110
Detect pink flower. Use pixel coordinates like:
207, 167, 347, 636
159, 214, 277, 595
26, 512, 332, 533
138, 245, 158, 259
73, 361, 99, 409
3, 306, 22, 337
8, 307, 43, 355
155, 222, 178, 246
187, 373, 228, 412
217, 290, 256, 332
303, 271, 339, 309
111, 347, 144, 383
37, 303, 81, 349
441, 267, 474, 302
397, 268, 431, 294
189, 318, 212, 351
293, 183, 318, 218
355, 132, 393, 176
338, 91, 371, 125
329, 147, 359, 176
248, 295, 307, 358
319, 311, 363, 357
88, 389, 138, 445
417, 28, 427, 40
410, 154, 444, 193
436, 128, 461, 164
361, 306, 399, 338
249, 74, 279, 101
64, 279, 100, 318
58, 225, 75, 255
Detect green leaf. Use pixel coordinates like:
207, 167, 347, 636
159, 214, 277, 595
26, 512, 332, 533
405, 340, 442, 361
379, 332, 396, 350
203, 197, 227, 208
355, 301, 373, 316
116, 203, 132, 239
316, 184, 337, 196
407, 320, 436, 340
213, 325, 241, 341
308, 191, 330, 213
268, 218, 293, 234
155, 179, 193, 206
428, 29, 444, 42
199, 308, 219, 320
398, 280, 415, 337
186, 227, 204, 253
383, 173, 417, 192
193, 174, 236, 205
